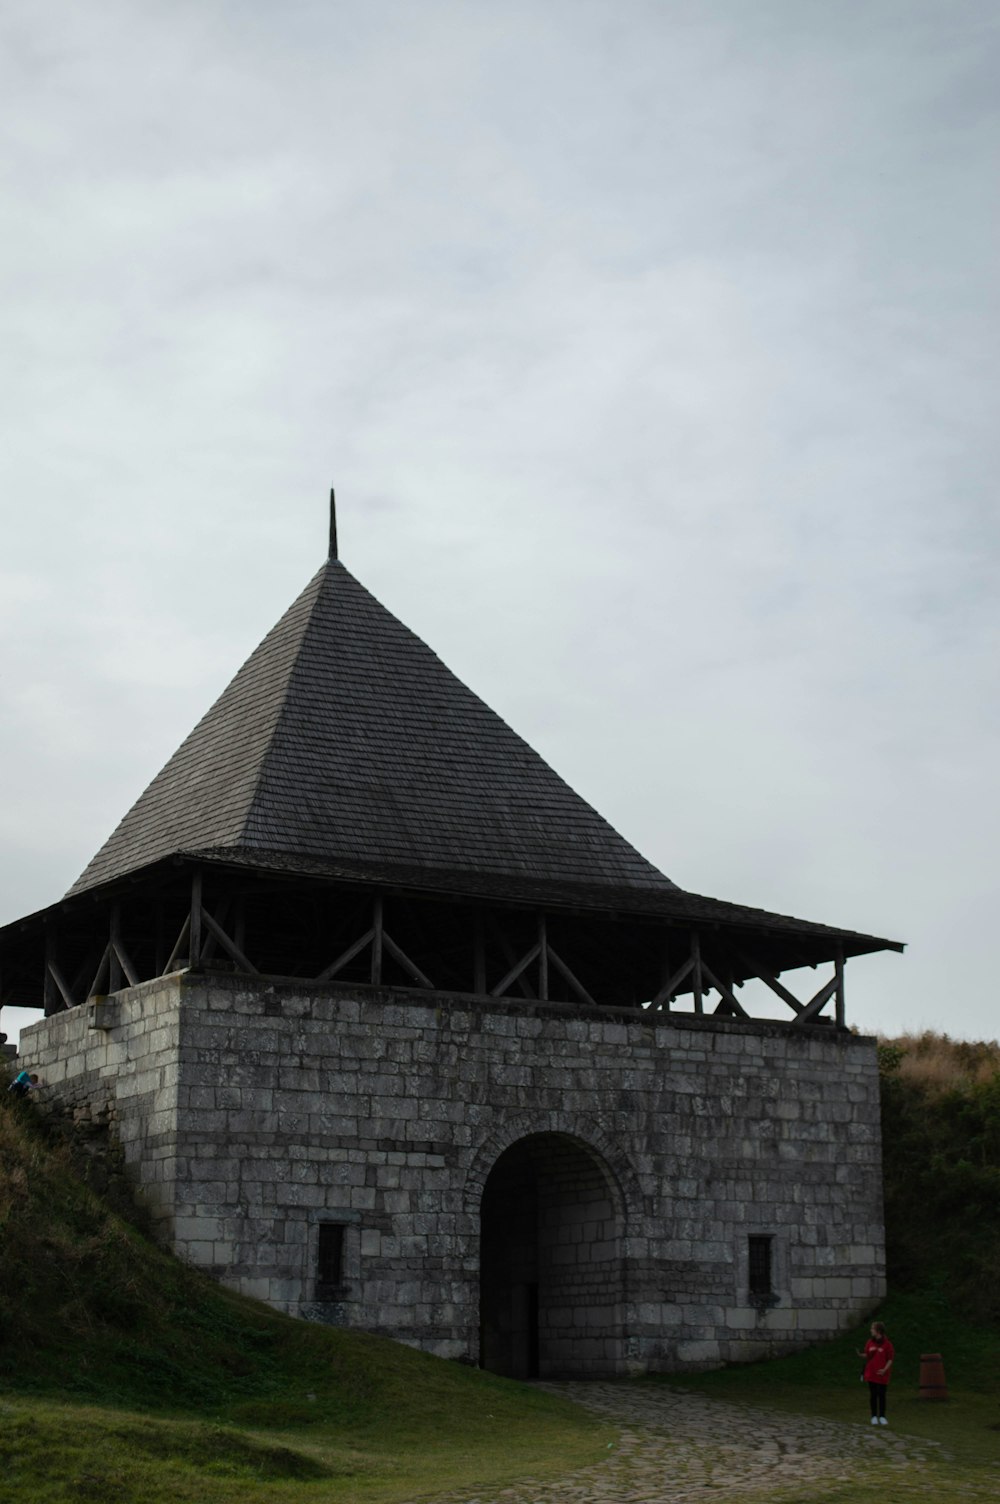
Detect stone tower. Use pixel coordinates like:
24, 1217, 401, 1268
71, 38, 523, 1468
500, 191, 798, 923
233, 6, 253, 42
2, 499, 900, 1376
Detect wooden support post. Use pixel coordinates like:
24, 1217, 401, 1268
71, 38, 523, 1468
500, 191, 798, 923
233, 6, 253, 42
835, 946, 845, 1029
43, 931, 55, 1015
701, 961, 748, 1018
732, 947, 804, 1016
198, 896, 224, 962
109, 903, 139, 989
371, 894, 383, 985
488, 917, 536, 999
154, 902, 166, 977
548, 945, 599, 1008
113, 943, 139, 988
315, 927, 375, 983
692, 933, 704, 1014
793, 971, 840, 1026
43, 968, 57, 1016
651, 954, 694, 1010
234, 898, 246, 959
660, 937, 672, 1011
163, 915, 191, 975
108, 905, 123, 994
490, 942, 542, 998
44, 930, 68, 1014
382, 932, 434, 989
201, 909, 258, 975
87, 944, 111, 1001
538, 915, 548, 1002
48, 957, 75, 1010
190, 870, 203, 969
473, 915, 486, 996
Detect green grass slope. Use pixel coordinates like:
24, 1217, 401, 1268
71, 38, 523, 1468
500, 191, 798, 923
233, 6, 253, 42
0, 1096, 610, 1503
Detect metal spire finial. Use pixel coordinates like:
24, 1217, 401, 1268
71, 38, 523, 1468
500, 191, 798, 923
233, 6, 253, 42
329, 488, 338, 560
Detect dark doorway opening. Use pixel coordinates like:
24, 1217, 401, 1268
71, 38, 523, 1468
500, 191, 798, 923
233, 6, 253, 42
479, 1133, 624, 1379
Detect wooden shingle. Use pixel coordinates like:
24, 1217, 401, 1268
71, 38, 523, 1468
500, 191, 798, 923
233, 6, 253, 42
70, 561, 677, 899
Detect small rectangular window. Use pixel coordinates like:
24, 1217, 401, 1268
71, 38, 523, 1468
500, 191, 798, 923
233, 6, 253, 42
316, 1223, 345, 1297
748, 1235, 773, 1297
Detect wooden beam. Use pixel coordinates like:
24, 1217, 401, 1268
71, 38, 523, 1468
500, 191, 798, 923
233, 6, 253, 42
315, 927, 375, 983
548, 945, 599, 1008
650, 954, 695, 1010
46, 952, 74, 1011
383, 931, 434, 989
538, 915, 548, 1002
792, 972, 840, 1025
154, 902, 166, 976
198, 897, 229, 963
659, 937, 672, 1011
371, 894, 383, 985
190, 869, 203, 969
731, 947, 804, 1015
86, 943, 111, 1001
108, 906, 123, 995
692, 933, 704, 1014
112, 940, 139, 989
835, 946, 845, 1028
473, 914, 486, 995
488, 917, 535, 999
701, 961, 749, 1018
201, 908, 259, 975
163, 914, 191, 974
110, 904, 139, 988
43, 932, 61, 1014
490, 941, 542, 998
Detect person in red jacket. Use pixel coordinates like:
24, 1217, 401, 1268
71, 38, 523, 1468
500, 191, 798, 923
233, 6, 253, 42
858, 1321, 894, 1425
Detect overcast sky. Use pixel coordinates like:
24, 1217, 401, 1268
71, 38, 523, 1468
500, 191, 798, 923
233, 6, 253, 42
2, 0, 998, 1046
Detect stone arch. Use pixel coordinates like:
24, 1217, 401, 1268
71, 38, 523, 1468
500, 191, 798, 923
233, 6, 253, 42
464, 1109, 644, 1223
468, 1114, 640, 1379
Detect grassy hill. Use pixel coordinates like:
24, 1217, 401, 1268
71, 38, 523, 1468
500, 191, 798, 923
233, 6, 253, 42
877, 1031, 1000, 1323
0, 1091, 611, 1503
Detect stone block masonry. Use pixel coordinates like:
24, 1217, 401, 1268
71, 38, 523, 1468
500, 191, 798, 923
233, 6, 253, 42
21, 973, 886, 1376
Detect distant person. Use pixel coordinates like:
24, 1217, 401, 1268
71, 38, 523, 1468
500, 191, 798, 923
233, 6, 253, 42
6, 1070, 40, 1100
858, 1320, 894, 1425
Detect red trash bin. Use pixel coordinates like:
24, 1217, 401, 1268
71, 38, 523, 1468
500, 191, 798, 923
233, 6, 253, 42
918, 1353, 948, 1400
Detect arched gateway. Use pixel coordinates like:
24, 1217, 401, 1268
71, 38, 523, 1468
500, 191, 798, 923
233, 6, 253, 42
479, 1132, 626, 1378
2, 495, 901, 1373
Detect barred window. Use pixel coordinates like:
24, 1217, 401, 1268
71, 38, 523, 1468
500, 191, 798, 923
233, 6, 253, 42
748, 1235, 773, 1297
316, 1223, 346, 1297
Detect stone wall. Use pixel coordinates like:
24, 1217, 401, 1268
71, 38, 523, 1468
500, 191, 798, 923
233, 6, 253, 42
20, 971, 886, 1375
22, 976, 183, 1238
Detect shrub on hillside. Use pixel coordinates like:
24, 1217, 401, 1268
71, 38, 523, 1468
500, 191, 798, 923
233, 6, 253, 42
882, 1030, 1000, 1096
878, 1032, 1000, 1324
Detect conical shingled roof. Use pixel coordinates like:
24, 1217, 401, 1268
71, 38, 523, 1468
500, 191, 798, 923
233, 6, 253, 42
69, 560, 677, 898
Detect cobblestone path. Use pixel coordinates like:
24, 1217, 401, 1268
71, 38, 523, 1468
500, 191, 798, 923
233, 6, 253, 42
434, 1381, 951, 1504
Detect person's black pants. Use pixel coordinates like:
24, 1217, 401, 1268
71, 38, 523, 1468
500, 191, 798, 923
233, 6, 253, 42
869, 1382, 887, 1418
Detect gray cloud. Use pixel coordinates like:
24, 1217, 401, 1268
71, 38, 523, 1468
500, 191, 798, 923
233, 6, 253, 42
2, 0, 998, 1043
